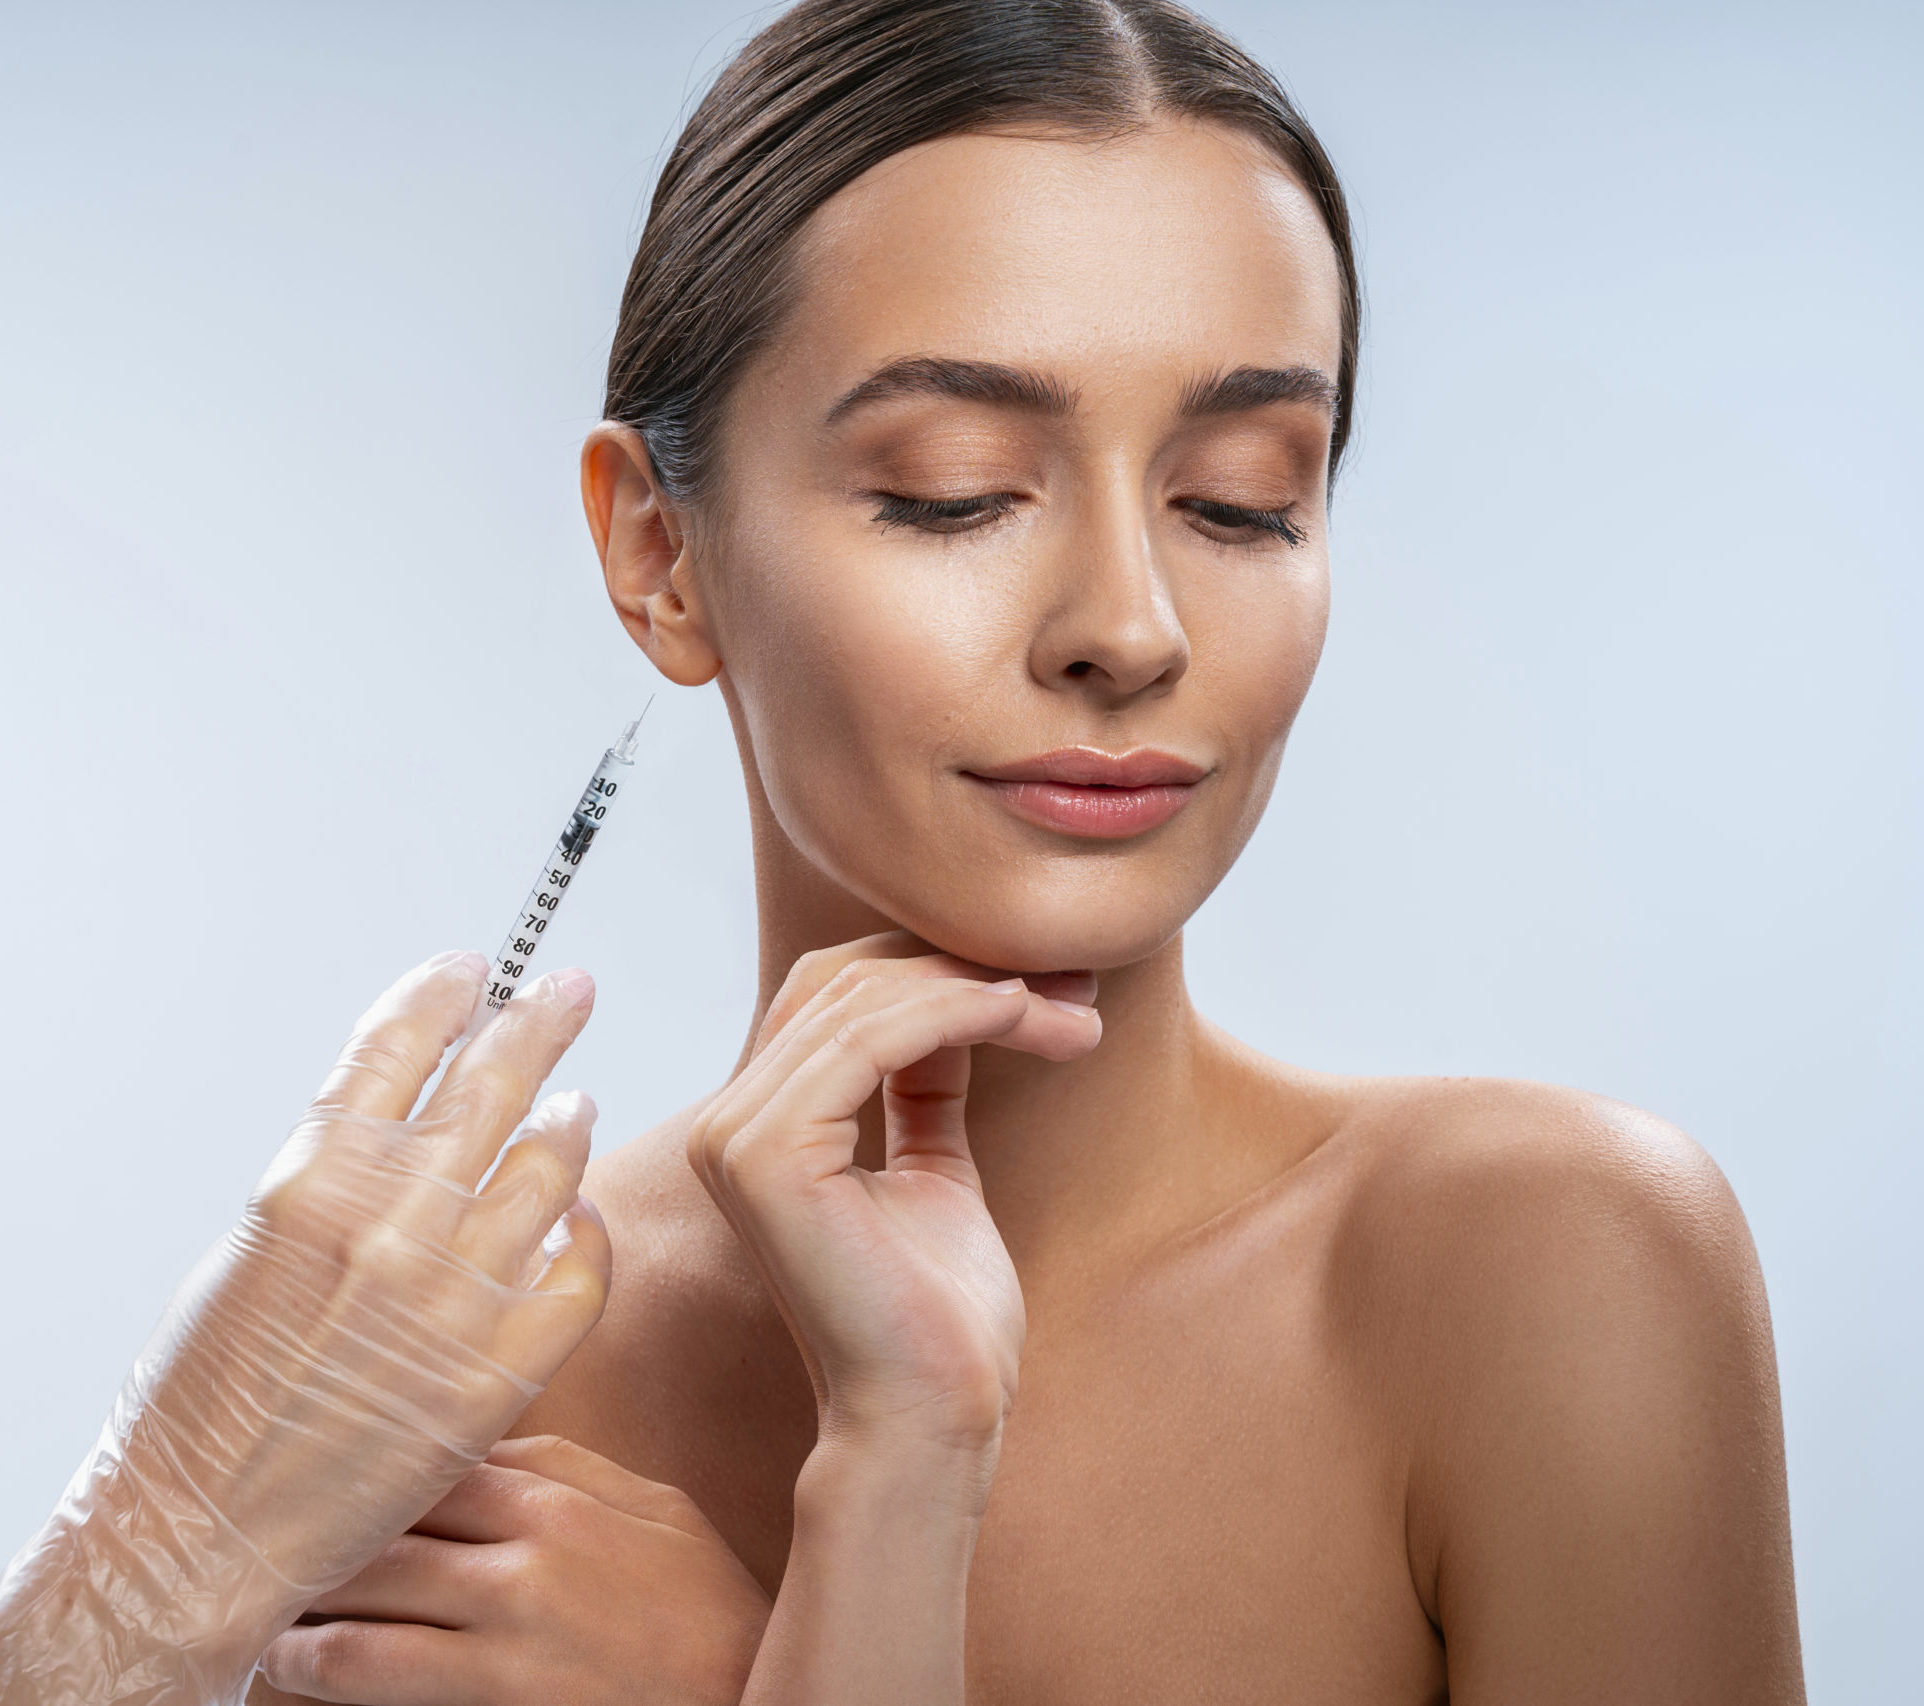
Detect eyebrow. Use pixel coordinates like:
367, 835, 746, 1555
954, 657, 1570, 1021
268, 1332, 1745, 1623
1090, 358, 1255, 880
1177, 364, 1341, 417
824, 354, 1339, 428
824, 356, 1076, 424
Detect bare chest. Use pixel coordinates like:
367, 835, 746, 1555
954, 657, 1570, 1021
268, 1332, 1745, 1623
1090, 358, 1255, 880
545, 1226, 1443, 1705
959, 1296, 1443, 1705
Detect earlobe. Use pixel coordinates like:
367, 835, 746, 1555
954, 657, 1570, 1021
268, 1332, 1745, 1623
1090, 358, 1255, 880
581, 423, 723, 688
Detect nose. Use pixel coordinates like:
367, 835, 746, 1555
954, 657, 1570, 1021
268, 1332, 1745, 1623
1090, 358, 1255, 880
1027, 487, 1189, 701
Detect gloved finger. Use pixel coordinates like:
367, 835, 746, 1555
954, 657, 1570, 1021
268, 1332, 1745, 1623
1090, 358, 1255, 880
302, 1533, 480, 1627
458, 1091, 596, 1281
311, 951, 488, 1120
409, 967, 595, 1187
259, 1619, 473, 1704
494, 1195, 612, 1385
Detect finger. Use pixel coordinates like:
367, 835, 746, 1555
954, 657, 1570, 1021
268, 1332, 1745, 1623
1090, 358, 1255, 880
753, 930, 929, 1054
488, 1434, 721, 1537
409, 1460, 544, 1542
260, 1620, 475, 1705
717, 973, 1097, 1164
410, 967, 596, 1187
716, 982, 1035, 1194
302, 1533, 480, 1628
312, 951, 488, 1120
459, 1090, 596, 1281
758, 940, 1097, 1062
882, 1042, 976, 1170
493, 1194, 611, 1384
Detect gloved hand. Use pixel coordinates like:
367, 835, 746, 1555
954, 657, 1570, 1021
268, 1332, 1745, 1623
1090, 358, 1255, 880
0, 950, 613, 1706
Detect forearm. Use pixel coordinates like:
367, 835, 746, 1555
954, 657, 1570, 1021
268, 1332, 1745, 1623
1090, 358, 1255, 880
0, 1420, 298, 1706
741, 1437, 996, 1706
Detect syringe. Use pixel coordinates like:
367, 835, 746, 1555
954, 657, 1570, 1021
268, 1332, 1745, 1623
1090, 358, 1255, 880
482, 703, 651, 1012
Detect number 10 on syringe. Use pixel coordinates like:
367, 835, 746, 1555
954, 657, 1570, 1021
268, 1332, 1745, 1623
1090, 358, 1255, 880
485, 703, 651, 1012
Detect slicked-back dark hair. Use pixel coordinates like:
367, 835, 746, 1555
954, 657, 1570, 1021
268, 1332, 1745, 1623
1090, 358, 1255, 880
606, 0, 1360, 501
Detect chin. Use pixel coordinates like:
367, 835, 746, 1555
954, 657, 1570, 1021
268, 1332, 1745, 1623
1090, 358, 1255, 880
887, 880, 1193, 976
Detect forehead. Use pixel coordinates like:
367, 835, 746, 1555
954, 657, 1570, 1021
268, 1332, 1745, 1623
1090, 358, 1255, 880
770, 118, 1345, 401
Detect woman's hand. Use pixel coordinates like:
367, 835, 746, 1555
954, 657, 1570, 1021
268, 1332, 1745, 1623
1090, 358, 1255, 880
689, 931, 1101, 1705
0, 952, 613, 1706
691, 932, 1099, 1458
255, 1436, 770, 1706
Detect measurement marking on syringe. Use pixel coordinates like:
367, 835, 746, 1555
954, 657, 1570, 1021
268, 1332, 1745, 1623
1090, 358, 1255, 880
485, 703, 650, 1011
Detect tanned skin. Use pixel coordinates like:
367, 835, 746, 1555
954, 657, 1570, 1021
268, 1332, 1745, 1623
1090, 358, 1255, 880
256, 119, 1802, 1706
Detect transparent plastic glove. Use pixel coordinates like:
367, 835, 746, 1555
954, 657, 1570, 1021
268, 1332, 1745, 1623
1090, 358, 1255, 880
0, 950, 613, 1706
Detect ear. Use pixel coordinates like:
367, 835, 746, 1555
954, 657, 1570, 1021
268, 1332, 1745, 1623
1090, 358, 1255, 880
581, 423, 722, 686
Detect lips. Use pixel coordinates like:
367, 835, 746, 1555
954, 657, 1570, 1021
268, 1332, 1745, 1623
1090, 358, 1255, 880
963, 747, 1207, 839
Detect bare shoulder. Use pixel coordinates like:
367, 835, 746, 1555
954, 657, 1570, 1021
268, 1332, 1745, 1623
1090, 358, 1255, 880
1319, 1070, 1771, 1354
1291, 1066, 1778, 1430
1335, 1070, 1750, 1258
1288, 1068, 1798, 1683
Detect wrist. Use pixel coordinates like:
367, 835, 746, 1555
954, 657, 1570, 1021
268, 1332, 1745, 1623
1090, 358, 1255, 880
798, 1424, 1003, 1529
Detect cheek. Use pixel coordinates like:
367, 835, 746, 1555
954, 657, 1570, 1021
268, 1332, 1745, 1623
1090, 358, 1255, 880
706, 510, 1007, 833
1186, 551, 1330, 762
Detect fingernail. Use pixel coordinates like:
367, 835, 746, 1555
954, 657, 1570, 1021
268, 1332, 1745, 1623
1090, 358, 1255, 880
574, 1193, 606, 1232
1046, 998, 1098, 1018
984, 977, 1027, 994
553, 1088, 598, 1123
552, 967, 595, 1006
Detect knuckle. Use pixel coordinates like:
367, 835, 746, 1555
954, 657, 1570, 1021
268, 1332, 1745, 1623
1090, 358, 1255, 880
779, 948, 834, 997
306, 1619, 372, 1688
648, 1481, 706, 1531
686, 1106, 713, 1159
450, 1059, 519, 1120
507, 1136, 571, 1198
491, 1432, 577, 1478
690, 1103, 738, 1168
249, 1141, 356, 1247
474, 1538, 540, 1612
826, 959, 875, 996
832, 1008, 885, 1053
343, 1028, 421, 1087
344, 1216, 431, 1282
716, 1130, 771, 1193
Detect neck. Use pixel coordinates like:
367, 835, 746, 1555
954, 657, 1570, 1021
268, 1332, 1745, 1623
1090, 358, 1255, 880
732, 758, 1228, 1293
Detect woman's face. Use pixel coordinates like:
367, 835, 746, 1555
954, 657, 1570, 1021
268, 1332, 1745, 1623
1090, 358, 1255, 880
690, 117, 1343, 973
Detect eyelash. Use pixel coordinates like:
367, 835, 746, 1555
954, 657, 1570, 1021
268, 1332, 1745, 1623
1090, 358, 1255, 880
868, 491, 1307, 548
1179, 497, 1309, 548
871, 492, 1017, 533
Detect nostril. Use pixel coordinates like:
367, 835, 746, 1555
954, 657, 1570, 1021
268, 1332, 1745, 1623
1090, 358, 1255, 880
1065, 660, 1094, 677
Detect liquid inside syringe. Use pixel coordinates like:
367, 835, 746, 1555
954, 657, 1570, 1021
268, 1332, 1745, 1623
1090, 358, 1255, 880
484, 703, 650, 1011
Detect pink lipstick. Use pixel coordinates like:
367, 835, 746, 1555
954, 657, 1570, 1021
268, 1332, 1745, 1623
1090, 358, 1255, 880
964, 747, 1207, 839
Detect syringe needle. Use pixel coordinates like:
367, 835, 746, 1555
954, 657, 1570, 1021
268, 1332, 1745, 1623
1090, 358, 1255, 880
611, 696, 654, 764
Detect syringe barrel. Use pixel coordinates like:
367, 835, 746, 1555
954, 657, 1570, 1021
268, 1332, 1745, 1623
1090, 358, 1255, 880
483, 741, 636, 1012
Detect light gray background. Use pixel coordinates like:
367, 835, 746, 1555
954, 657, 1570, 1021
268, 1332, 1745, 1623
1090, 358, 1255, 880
2, 1, 1916, 1695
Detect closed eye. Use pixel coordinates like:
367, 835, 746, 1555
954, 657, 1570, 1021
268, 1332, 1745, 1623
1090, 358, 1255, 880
1179, 497, 1308, 547
870, 491, 1018, 534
